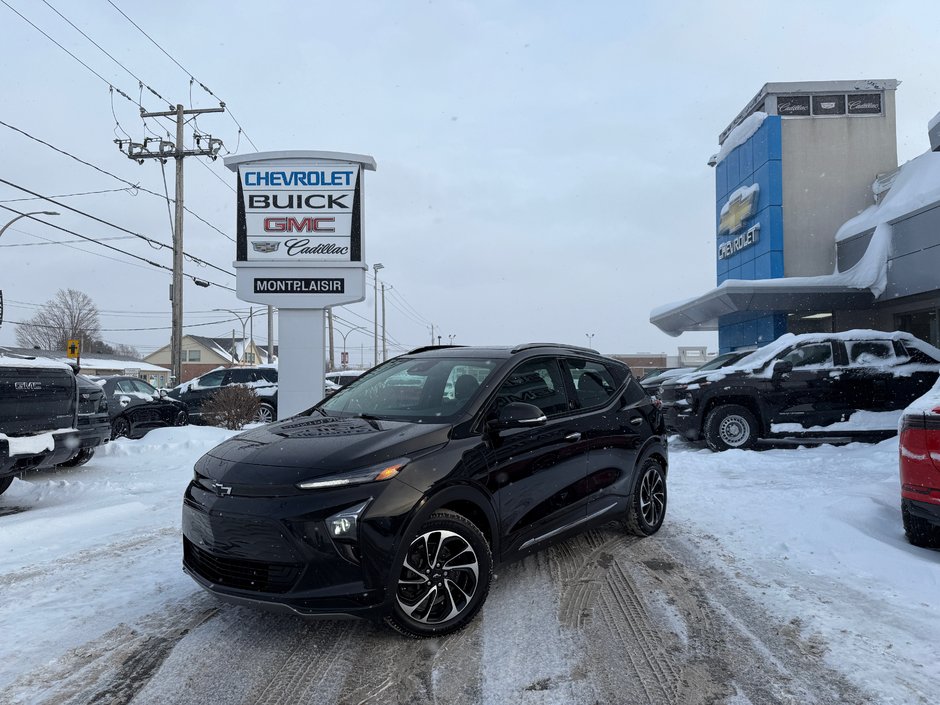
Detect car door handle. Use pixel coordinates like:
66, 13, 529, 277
629, 417, 644, 426
564, 432, 581, 442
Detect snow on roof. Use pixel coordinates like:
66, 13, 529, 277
72, 356, 169, 372
714, 112, 767, 166
836, 150, 940, 242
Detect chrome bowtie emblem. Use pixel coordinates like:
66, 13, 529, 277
212, 483, 232, 496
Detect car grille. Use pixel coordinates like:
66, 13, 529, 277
184, 538, 301, 593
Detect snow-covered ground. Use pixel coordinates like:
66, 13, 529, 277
0, 427, 937, 703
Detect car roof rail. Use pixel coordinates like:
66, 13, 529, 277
405, 344, 466, 355
510, 342, 599, 355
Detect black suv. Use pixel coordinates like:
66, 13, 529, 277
659, 330, 940, 451
169, 366, 278, 423
182, 344, 667, 637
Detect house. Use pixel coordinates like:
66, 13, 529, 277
144, 335, 275, 383
0, 346, 171, 388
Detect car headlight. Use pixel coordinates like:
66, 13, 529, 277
296, 458, 409, 490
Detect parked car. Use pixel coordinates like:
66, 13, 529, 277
60, 374, 111, 467
651, 350, 753, 398
898, 377, 940, 548
95, 376, 189, 439
182, 343, 667, 637
660, 330, 940, 451
325, 369, 366, 388
0, 351, 80, 495
638, 366, 696, 394
168, 366, 278, 423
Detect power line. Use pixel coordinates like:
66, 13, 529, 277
107, 0, 260, 151
6, 315, 244, 333
0, 119, 234, 242
0, 187, 138, 203
0, 204, 235, 291
0, 177, 234, 278
0, 0, 143, 110
39, 0, 172, 110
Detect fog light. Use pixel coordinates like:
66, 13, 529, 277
327, 500, 371, 541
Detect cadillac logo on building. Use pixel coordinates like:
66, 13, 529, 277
252, 241, 281, 254
718, 184, 759, 236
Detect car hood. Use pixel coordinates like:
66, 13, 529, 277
198, 413, 451, 484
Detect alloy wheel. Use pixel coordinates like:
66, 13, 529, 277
254, 405, 274, 423
639, 466, 665, 527
395, 529, 480, 624
112, 416, 130, 439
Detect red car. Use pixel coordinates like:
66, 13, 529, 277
899, 381, 940, 548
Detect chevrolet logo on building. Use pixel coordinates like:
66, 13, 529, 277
718, 184, 759, 236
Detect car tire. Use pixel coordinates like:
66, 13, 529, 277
902, 501, 940, 548
173, 409, 189, 426
111, 416, 131, 440
385, 510, 493, 638
622, 457, 667, 537
254, 403, 275, 424
704, 404, 759, 451
59, 447, 95, 468
0, 476, 13, 496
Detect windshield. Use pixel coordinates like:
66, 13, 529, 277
319, 356, 500, 422
694, 351, 748, 372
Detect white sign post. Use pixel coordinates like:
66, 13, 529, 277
224, 150, 377, 419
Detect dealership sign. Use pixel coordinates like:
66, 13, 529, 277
237, 163, 362, 263
718, 183, 759, 236
718, 224, 760, 260
224, 151, 375, 309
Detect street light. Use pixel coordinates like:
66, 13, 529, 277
214, 308, 255, 363
372, 263, 384, 367
337, 325, 366, 369
586, 333, 595, 348
0, 211, 60, 240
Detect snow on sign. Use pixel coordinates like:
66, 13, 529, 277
238, 163, 361, 263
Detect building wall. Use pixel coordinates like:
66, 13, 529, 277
781, 94, 897, 277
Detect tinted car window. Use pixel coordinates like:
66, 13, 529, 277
195, 371, 225, 388
494, 358, 569, 417
566, 359, 617, 408
258, 368, 278, 383
847, 340, 894, 365
902, 342, 939, 364
114, 379, 136, 394
226, 369, 255, 384
779, 343, 834, 369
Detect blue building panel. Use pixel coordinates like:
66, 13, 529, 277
715, 114, 784, 350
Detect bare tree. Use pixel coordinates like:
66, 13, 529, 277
15, 289, 102, 352
110, 343, 142, 359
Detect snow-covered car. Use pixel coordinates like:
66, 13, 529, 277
898, 377, 940, 547
168, 366, 279, 423
96, 376, 189, 439
660, 330, 940, 451
638, 367, 696, 394
648, 350, 754, 398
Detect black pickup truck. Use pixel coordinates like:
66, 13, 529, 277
0, 352, 81, 495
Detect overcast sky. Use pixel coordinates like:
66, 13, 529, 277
1, 0, 938, 367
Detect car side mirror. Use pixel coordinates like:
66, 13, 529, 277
772, 360, 793, 377
158, 389, 168, 398
489, 402, 548, 430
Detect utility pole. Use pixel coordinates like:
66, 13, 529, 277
381, 283, 387, 362
267, 305, 274, 364
326, 308, 335, 371
116, 103, 225, 384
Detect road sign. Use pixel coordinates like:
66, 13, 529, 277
67, 339, 80, 359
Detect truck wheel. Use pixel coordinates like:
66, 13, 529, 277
704, 404, 758, 451
0, 476, 13, 496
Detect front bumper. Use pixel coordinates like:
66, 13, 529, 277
181, 476, 422, 619
0, 429, 81, 477
662, 403, 702, 440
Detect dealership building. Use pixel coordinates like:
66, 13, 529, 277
651, 79, 940, 352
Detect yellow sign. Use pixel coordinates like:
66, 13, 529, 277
67, 339, 80, 359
